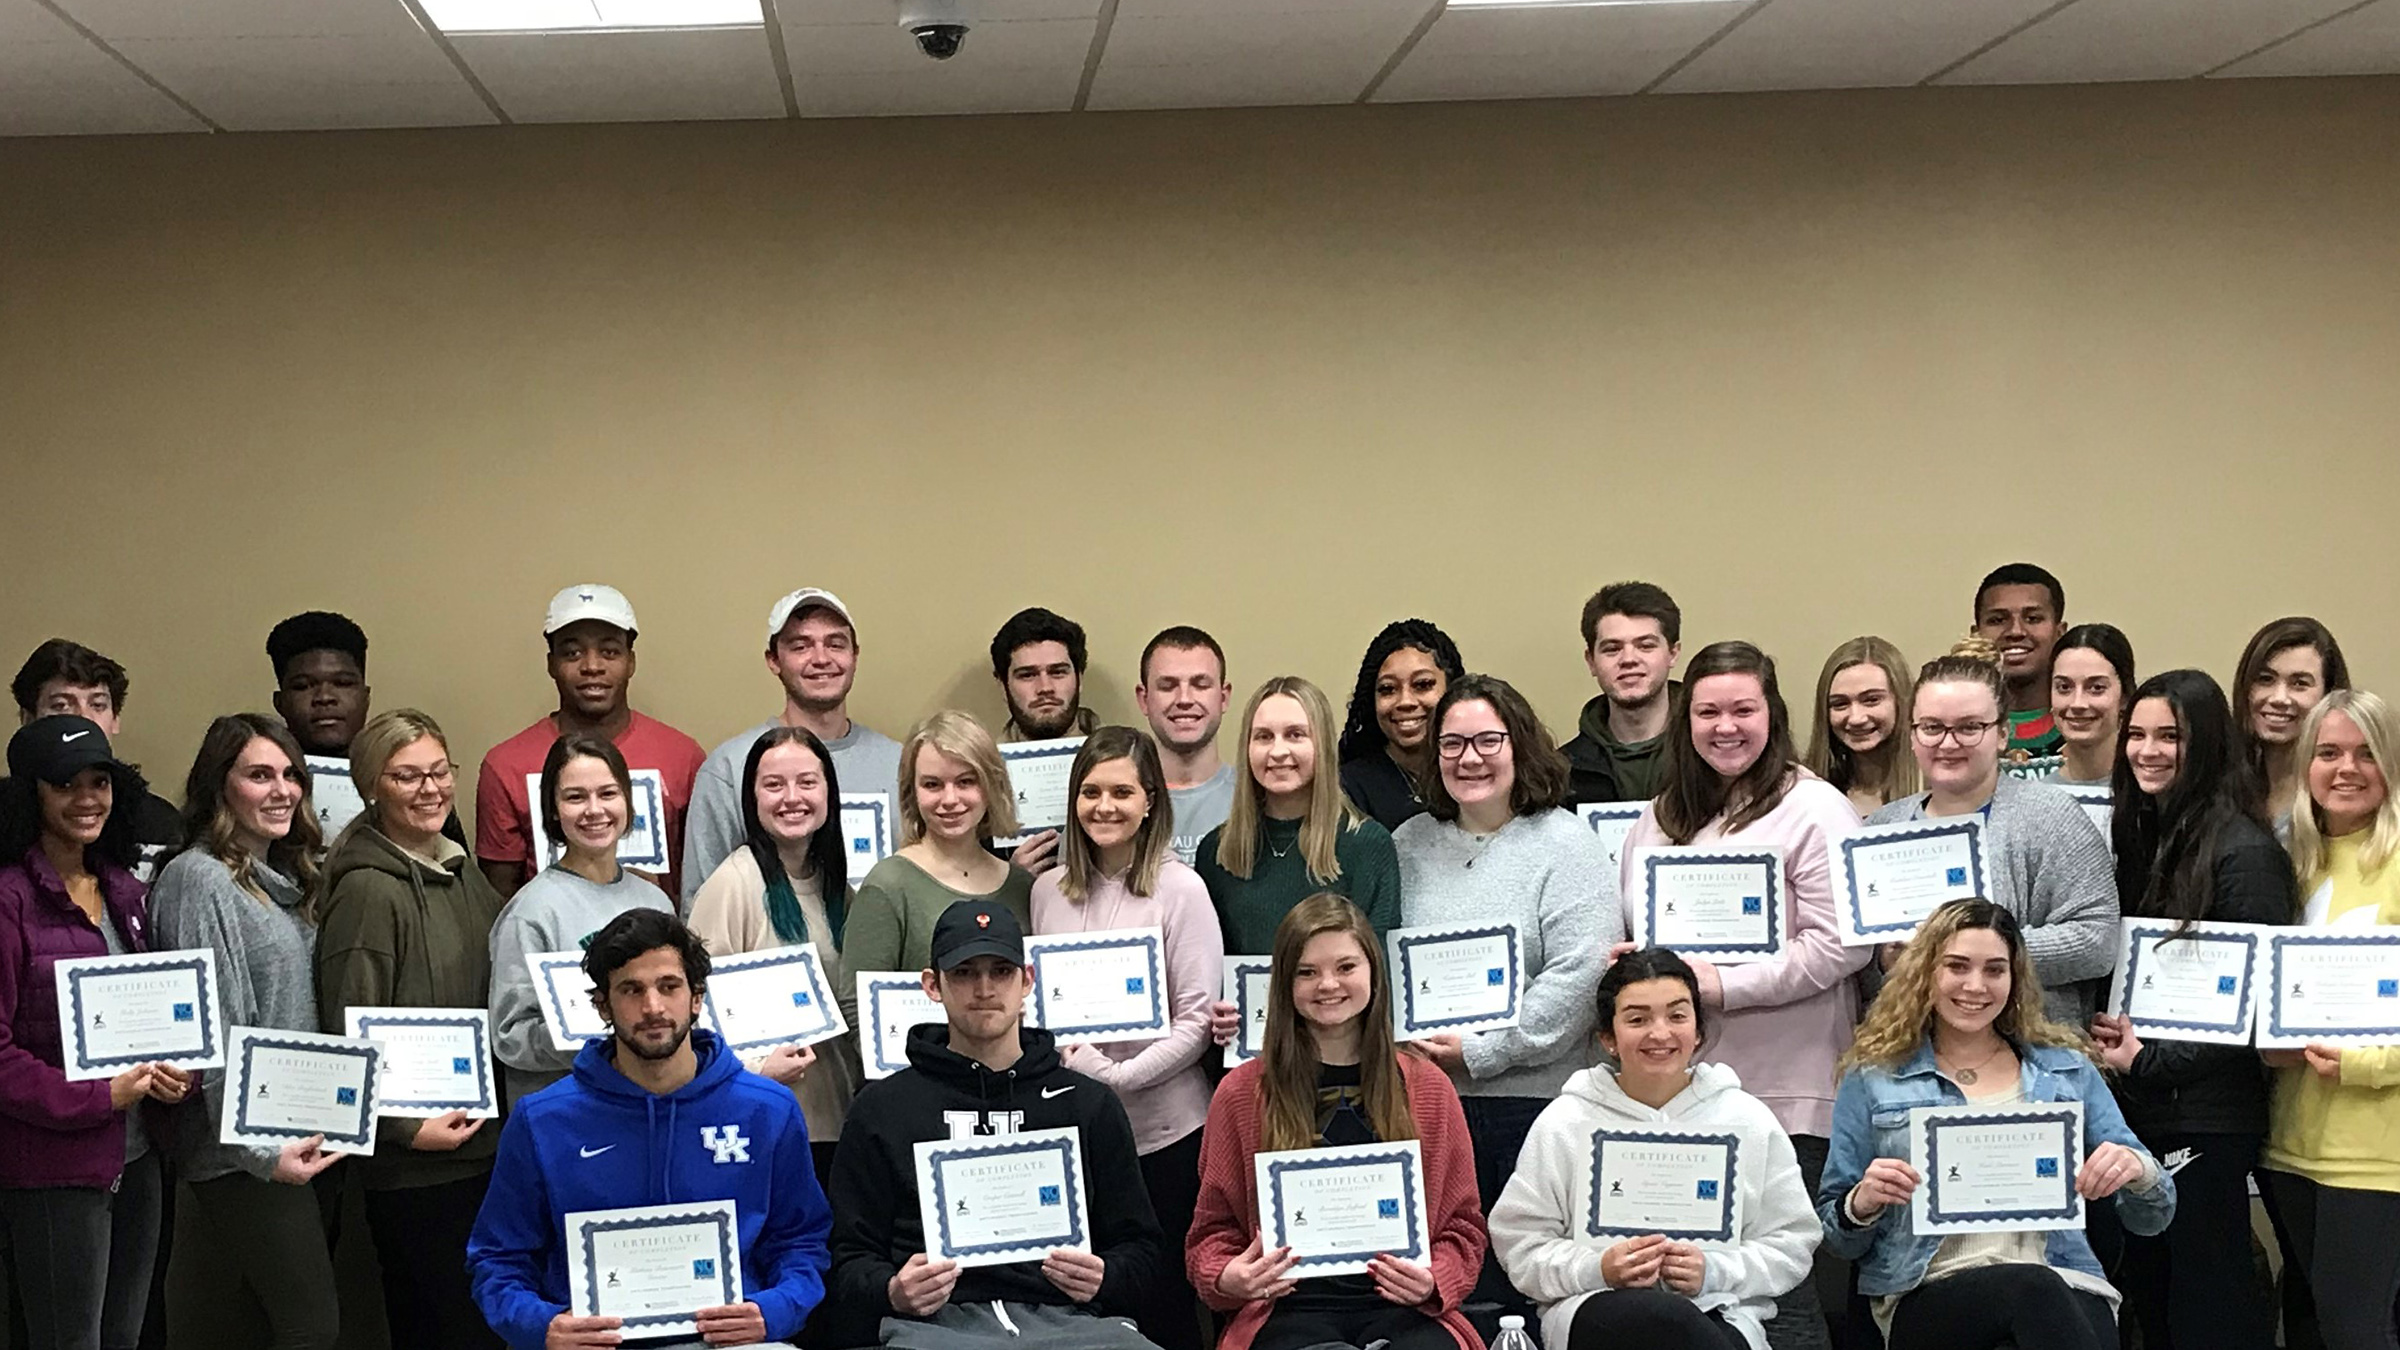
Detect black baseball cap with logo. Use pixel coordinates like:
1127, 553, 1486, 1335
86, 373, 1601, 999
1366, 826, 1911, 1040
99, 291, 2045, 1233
7, 716, 133, 786
929, 900, 1025, 972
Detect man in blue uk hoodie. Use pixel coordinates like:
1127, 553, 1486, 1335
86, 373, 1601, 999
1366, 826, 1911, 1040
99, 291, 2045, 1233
467, 908, 831, 1348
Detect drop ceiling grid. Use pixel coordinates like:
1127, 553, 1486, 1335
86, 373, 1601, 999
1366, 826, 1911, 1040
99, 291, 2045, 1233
777, 8, 1098, 115
2213, 0, 2400, 77
1085, 0, 1432, 111
1659, 0, 2065, 92
0, 0, 205, 133
1373, 2, 1744, 103
452, 28, 787, 122
1936, 0, 2373, 83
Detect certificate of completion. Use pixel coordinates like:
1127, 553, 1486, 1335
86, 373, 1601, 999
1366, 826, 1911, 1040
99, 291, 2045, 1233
1223, 956, 1272, 1068
1025, 926, 1169, 1041
304, 755, 365, 834
1576, 802, 1646, 874
856, 973, 945, 1080
343, 1007, 496, 1118
525, 950, 612, 1052
2258, 927, 2400, 1049
1387, 923, 1521, 1038
841, 791, 894, 869
568, 1200, 742, 1338
221, 1025, 380, 1155
1587, 1129, 1742, 1245
1255, 1141, 1430, 1277
997, 737, 1085, 842
1629, 846, 1787, 962
2106, 919, 2266, 1045
1834, 819, 1991, 946
1908, 1101, 2084, 1234
525, 768, 668, 874
52, 948, 224, 1081
702, 944, 847, 1054
914, 1126, 1090, 1268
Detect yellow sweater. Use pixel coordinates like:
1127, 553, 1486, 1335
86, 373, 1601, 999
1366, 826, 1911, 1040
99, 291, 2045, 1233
2264, 832, 2400, 1192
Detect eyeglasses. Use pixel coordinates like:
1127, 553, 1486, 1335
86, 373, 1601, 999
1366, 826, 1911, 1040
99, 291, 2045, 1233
382, 764, 456, 791
1910, 720, 2001, 748
1436, 730, 1511, 760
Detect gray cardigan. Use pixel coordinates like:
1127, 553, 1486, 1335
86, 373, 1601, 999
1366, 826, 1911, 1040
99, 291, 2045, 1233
1868, 777, 2120, 1024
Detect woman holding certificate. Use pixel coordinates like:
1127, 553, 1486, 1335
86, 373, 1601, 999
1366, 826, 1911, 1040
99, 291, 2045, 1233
1802, 637, 1919, 817
1819, 899, 2174, 1350
313, 710, 505, 1350
1490, 948, 1819, 1350
1188, 895, 1487, 1350
1031, 727, 1224, 1350
149, 714, 350, 1349
2260, 691, 2400, 1350
2048, 625, 2137, 787
0, 716, 190, 1350
844, 711, 1035, 975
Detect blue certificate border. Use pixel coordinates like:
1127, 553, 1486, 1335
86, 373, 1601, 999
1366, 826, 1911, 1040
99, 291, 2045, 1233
349, 1013, 493, 1113
232, 1036, 378, 1149
1263, 1148, 1426, 1269
926, 1134, 1088, 1262
1227, 958, 1272, 1063
2117, 925, 2259, 1036
1838, 820, 1987, 940
2266, 931, 2400, 1041
1027, 933, 1167, 1038
1586, 1129, 1741, 1243
575, 1208, 740, 1332
617, 773, 669, 870
1393, 926, 1520, 1034
64, 954, 218, 1073
1640, 850, 1783, 959
1919, 1107, 2081, 1228
1576, 803, 1645, 831
998, 740, 1082, 834
863, 977, 929, 1076
842, 793, 892, 865
706, 949, 839, 1054
534, 955, 605, 1044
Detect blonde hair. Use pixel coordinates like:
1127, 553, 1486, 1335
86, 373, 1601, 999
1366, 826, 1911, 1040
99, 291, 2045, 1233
897, 710, 1018, 845
1216, 676, 1364, 883
2287, 690, 2400, 887
1842, 898, 2091, 1071
316, 709, 450, 902
1803, 636, 1920, 805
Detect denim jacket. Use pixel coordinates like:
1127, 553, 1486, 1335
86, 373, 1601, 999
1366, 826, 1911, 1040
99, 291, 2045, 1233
1815, 1040, 2177, 1297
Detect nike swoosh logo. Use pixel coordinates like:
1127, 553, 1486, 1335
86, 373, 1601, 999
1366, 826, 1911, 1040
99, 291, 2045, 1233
579, 1145, 616, 1158
62, 730, 91, 742
1040, 1086, 1074, 1099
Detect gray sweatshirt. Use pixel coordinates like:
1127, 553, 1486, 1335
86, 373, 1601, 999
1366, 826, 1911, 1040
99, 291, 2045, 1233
1867, 776, 2121, 1024
1392, 807, 1621, 1100
148, 850, 317, 1183
681, 718, 904, 905
487, 864, 672, 1107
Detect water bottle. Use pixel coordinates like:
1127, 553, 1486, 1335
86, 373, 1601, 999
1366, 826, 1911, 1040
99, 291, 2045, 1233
1492, 1313, 1537, 1350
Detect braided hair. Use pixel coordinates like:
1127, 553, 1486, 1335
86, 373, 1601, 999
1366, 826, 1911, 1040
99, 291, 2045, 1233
1336, 619, 1465, 764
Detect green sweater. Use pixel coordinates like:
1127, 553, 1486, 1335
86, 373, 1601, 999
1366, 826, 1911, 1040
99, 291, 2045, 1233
843, 855, 1036, 976
1194, 814, 1402, 955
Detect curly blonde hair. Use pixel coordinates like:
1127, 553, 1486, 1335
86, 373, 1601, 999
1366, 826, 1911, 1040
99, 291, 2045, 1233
1842, 899, 2091, 1071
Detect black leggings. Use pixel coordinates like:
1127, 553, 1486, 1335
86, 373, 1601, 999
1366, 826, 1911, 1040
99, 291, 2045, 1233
1253, 1303, 1459, 1350
165, 1171, 342, 1350
1137, 1128, 1206, 1350
363, 1173, 503, 1350
1885, 1265, 2114, 1350
2262, 1170, 2400, 1350
1567, 1289, 1747, 1350
2115, 1132, 2269, 1350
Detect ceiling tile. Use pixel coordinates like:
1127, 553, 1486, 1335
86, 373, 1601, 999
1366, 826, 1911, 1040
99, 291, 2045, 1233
51, 0, 433, 41
1086, 0, 1428, 110
1374, 1, 1738, 103
0, 0, 204, 134
1662, 0, 2056, 92
455, 28, 786, 122
780, 13, 1093, 114
781, 0, 1097, 24
108, 34, 492, 129
2212, 0, 2400, 76
1937, 0, 2367, 84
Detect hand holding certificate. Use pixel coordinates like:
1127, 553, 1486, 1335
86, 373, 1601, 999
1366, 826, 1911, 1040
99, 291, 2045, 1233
1255, 1141, 1431, 1277
1587, 1129, 1742, 1245
702, 944, 847, 1054
221, 1025, 381, 1155
568, 1200, 743, 1340
998, 737, 1084, 842
344, 1007, 496, 1118
1630, 846, 1788, 962
915, 1127, 1091, 1268
2106, 920, 2266, 1045
1907, 1102, 2084, 1234
1834, 819, 1991, 946
1387, 924, 1521, 1038
52, 948, 225, 1080
1025, 926, 1169, 1042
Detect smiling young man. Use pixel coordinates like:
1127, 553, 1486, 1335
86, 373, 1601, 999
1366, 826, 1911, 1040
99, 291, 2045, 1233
475, 586, 706, 900
824, 900, 1164, 1350
681, 588, 905, 906
12, 638, 183, 880
1973, 563, 2069, 778
468, 908, 830, 1350
1135, 626, 1234, 865
1561, 582, 1684, 804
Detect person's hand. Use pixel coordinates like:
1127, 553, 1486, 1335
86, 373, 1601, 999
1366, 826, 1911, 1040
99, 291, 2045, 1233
695, 1301, 767, 1346
1209, 1000, 1242, 1047
1658, 1241, 1706, 1296
754, 1044, 816, 1086
1057, 1043, 1106, 1076
1013, 831, 1063, 876
1216, 1235, 1299, 1302
888, 1252, 960, 1317
1607, 941, 1639, 965
1409, 1035, 1465, 1074
1689, 959, 1724, 1008
545, 1311, 623, 1348
2079, 1142, 2149, 1200
1042, 1249, 1105, 1303
108, 1064, 158, 1111
1877, 942, 1905, 973
1600, 1235, 1666, 1288
2088, 1015, 2141, 1073
1846, 1158, 1921, 1220
1368, 1253, 1436, 1307
410, 1110, 485, 1152
2304, 1043, 2346, 1080
2262, 1048, 2308, 1070
272, 1134, 343, 1185
144, 1063, 194, 1104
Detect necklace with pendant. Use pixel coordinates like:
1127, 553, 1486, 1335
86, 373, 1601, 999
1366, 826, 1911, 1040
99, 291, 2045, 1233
1940, 1041, 2007, 1085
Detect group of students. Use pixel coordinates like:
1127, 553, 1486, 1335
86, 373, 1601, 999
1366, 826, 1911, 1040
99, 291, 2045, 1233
0, 562, 2391, 1350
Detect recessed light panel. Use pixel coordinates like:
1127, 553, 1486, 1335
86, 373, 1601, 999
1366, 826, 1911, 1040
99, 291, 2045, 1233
419, 0, 763, 34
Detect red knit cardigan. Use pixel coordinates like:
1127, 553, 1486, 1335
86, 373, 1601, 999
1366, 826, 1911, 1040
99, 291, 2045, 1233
1186, 1053, 1489, 1350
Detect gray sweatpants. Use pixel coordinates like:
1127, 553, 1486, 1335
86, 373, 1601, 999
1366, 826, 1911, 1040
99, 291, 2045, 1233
883, 1301, 1161, 1350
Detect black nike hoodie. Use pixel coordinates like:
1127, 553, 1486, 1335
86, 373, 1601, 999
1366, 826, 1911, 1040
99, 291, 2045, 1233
824, 1023, 1163, 1344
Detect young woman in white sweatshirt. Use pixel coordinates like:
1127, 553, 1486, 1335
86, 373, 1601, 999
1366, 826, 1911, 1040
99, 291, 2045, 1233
1489, 947, 1818, 1350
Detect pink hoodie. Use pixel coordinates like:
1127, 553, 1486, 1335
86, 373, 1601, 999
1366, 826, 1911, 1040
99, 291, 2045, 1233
1620, 770, 1868, 1138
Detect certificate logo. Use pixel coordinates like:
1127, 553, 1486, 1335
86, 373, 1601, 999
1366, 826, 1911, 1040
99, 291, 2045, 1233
853, 837, 871, 855
792, 991, 813, 1007
452, 1056, 471, 1074
172, 1002, 195, 1022
1038, 1185, 1061, 1206
1696, 1180, 1719, 1200
334, 1087, 358, 1106
1486, 968, 1504, 986
2380, 980, 2399, 999
1125, 977, 1146, 994
2034, 1157, 2059, 1178
2217, 976, 2238, 995
1946, 866, 1967, 886
1378, 1198, 1400, 1219
692, 1258, 715, 1279
1741, 896, 1762, 915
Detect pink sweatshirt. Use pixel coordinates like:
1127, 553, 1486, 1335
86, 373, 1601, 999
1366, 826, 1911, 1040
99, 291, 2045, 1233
1030, 857, 1224, 1155
1620, 769, 1869, 1139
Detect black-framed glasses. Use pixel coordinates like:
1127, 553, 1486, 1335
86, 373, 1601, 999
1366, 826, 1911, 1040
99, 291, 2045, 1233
1910, 720, 2001, 747
1436, 730, 1511, 759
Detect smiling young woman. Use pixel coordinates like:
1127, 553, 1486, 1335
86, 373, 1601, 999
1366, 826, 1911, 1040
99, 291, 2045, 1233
1336, 620, 1467, 833
2048, 624, 2137, 787
843, 711, 1034, 977
2232, 617, 2351, 824
1803, 636, 1920, 816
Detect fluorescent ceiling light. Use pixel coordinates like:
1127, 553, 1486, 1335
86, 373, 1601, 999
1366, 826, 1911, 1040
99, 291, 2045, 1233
418, 0, 763, 34
1446, 0, 1746, 7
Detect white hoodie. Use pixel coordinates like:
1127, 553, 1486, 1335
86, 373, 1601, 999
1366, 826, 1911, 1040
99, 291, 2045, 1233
1489, 1061, 1818, 1350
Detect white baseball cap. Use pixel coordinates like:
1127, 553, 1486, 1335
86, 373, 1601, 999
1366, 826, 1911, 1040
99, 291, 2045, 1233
766, 588, 855, 643
544, 584, 639, 638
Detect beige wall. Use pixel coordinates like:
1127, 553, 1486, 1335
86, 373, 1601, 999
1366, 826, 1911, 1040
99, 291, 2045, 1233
3, 75, 2394, 811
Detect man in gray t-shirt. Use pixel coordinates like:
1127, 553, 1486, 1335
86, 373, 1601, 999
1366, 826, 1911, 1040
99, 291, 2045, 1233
1136, 626, 1235, 866
682, 588, 903, 905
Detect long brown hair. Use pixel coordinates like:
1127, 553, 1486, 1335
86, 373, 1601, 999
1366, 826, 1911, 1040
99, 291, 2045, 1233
1655, 642, 1799, 843
176, 713, 324, 910
1842, 899, 2089, 1071
1802, 637, 1919, 805
1258, 894, 1416, 1153
1059, 726, 1174, 900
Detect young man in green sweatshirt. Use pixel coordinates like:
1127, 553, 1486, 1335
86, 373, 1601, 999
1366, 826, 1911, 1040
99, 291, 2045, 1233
1562, 581, 1683, 804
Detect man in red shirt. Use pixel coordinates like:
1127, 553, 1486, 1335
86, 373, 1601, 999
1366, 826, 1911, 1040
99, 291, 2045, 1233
475, 585, 705, 900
